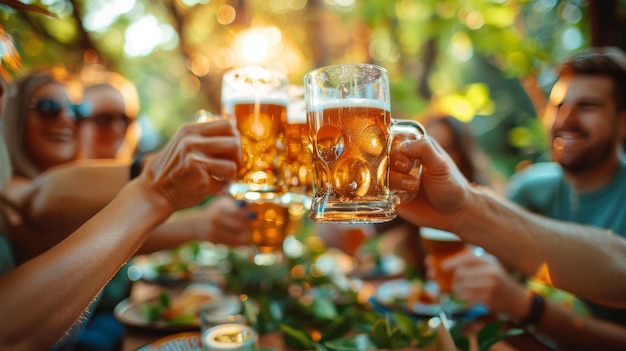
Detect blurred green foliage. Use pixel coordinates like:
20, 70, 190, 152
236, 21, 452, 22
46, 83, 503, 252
1, 0, 594, 176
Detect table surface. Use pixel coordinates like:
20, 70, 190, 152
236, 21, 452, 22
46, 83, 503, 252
120, 280, 553, 351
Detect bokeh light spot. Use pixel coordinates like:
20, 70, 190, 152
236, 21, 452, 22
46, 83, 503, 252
217, 5, 236, 25
241, 32, 268, 63
561, 27, 582, 51
465, 11, 485, 30
449, 31, 473, 62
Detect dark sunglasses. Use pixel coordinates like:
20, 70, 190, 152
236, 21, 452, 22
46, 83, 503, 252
29, 98, 92, 122
89, 112, 134, 128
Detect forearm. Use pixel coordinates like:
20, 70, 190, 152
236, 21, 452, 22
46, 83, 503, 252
136, 211, 202, 254
0, 180, 173, 350
533, 302, 626, 351
25, 162, 130, 233
457, 188, 626, 307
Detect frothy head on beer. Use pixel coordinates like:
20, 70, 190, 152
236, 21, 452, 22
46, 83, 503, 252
222, 66, 288, 96
307, 98, 390, 114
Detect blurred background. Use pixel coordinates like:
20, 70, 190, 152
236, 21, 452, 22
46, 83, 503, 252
2, 0, 625, 177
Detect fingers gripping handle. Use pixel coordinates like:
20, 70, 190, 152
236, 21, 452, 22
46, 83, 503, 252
390, 119, 426, 205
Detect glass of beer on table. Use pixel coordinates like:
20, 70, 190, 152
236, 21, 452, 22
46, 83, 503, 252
420, 227, 468, 326
304, 63, 426, 223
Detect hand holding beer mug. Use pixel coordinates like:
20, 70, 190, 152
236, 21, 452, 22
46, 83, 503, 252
420, 227, 468, 327
222, 66, 289, 196
305, 63, 425, 223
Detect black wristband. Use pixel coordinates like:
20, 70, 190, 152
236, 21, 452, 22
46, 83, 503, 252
129, 155, 143, 180
519, 293, 546, 328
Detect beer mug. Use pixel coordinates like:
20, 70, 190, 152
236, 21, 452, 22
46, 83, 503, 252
304, 63, 425, 223
221, 66, 289, 197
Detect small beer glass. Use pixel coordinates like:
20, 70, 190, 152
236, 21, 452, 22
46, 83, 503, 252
420, 227, 468, 328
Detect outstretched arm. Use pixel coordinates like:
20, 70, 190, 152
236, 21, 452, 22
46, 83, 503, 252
17, 160, 130, 234
443, 251, 626, 350
0, 119, 241, 350
392, 136, 626, 307
136, 196, 253, 254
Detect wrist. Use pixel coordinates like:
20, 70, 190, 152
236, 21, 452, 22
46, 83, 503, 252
449, 184, 489, 238
128, 178, 176, 221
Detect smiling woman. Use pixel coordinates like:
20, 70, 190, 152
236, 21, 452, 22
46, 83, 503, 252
1, 67, 91, 263
4, 67, 85, 179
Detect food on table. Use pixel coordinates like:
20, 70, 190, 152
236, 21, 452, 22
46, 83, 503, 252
405, 280, 437, 306
141, 284, 220, 325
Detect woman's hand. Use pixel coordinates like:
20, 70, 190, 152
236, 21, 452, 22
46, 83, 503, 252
200, 196, 253, 247
140, 119, 242, 213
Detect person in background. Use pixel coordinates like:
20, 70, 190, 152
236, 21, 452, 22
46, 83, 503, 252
3, 68, 252, 265
0, 26, 243, 349
404, 50, 626, 350
79, 70, 140, 162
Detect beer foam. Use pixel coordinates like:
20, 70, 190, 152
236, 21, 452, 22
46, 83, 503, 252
223, 97, 289, 109
288, 99, 306, 123
308, 98, 390, 112
419, 227, 461, 241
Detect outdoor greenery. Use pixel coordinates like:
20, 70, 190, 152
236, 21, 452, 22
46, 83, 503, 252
1, 0, 594, 176
136, 238, 524, 350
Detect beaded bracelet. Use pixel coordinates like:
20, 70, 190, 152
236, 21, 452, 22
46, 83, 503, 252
129, 155, 143, 180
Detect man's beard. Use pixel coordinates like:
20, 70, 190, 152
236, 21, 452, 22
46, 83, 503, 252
551, 136, 616, 173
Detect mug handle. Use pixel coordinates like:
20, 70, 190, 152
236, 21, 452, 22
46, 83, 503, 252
390, 119, 427, 205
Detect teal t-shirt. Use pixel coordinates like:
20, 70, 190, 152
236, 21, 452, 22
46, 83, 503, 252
506, 160, 626, 325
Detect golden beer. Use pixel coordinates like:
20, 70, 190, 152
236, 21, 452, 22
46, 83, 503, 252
248, 197, 290, 255
419, 227, 467, 294
221, 67, 289, 196
228, 100, 286, 189
277, 121, 313, 193
305, 64, 424, 223
308, 100, 393, 222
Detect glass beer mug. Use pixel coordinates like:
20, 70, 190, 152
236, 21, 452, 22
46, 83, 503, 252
304, 63, 425, 223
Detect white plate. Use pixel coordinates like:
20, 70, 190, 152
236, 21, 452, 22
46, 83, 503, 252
127, 254, 193, 285
136, 332, 203, 351
114, 284, 223, 332
374, 279, 467, 317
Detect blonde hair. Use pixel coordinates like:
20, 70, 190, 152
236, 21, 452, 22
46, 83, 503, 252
3, 67, 77, 179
